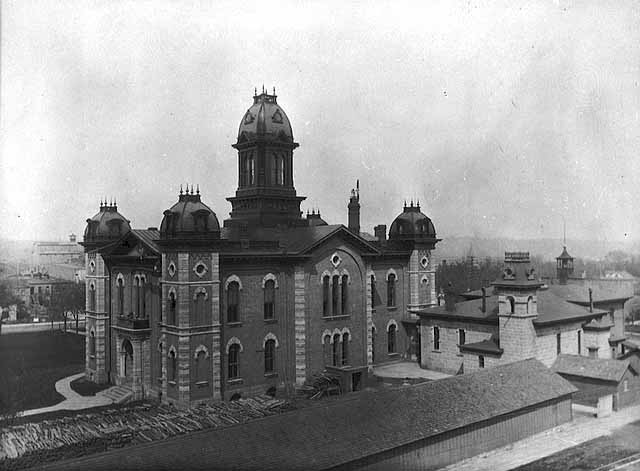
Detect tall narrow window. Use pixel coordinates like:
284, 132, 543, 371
458, 329, 466, 346
341, 275, 349, 314
556, 333, 561, 355
264, 339, 275, 373
168, 292, 176, 325
333, 334, 341, 366
275, 154, 284, 185
264, 280, 275, 320
578, 330, 582, 355
196, 350, 207, 383
322, 276, 330, 316
89, 284, 96, 312
248, 154, 255, 185
342, 333, 349, 366
508, 296, 515, 314
388, 324, 396, 353
433, 326, 440, 350
89, 331, 96, 357
387, 273, 396, 307
195, 291, 206, 325
479, 355, 485, 368
371, 327, 376, 363
117, 278, 124, 316
323, 335, 331, 365
138, 277, 145, 317
371, 275, 377, 309
169, 350, 176, 382
332, 275, 340, 315
228, 344, 240, 379
227, 281, 240, 323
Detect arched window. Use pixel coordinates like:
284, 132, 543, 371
332, 275, 340, 315
342, 333, 349, 366
341, 275, 349, 314
132, 277, 139, 316
264, 339, 276, 373
371, 326, 377, 363
137, 277, 146, 317
195, 290, 206, 325
168, 349, 177, 382
117, 278, 124, 316
228, 344, 240, 379
388, 324, 397, 353
527, 296, 533, 314
507, 296, 515, 314
89, 331, 96, 357
248, 154, 255, 185
89, 284, 96, 312
168, 291, 176, 325
333, 333, 341, 366
387, 273, 396, 307
227, 281, 240, 323
433, 326, 440, 350
264, 280, 275, 320
323, 334, 331, 365
196, 349, 208, 383
322, 275, 330, 316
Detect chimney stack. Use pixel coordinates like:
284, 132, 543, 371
589, 287, 593, 312
481, 287, 486, 313
374, 224, 387, 243
348, 180, 360, 234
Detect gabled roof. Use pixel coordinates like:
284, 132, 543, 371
100, 229, 161, 257
53, 359, 575, 471
459, 338, 503, 355
548, 282, 634, 304
552, 354, 632, 382
131, 229, 161, 254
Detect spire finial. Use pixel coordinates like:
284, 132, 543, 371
179, 184, 183, 195
262, 84, 265, 93
254, 86, 257, 96
114, 197, 117, 207
404, 200, 407, 209
563, 217, 566, 247
273, 86, 276, 95
196, 184, 200, 195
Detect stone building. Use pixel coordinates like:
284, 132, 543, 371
415, 250, 631, 375
81, 90, 440, 406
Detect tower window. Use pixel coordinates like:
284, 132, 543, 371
508, 296, 515, 314
387, 324, 397, 353
332, 275, 340, 315
479, 355, 485, 368
264, 339, 276, 373
89, 331, 96, 357
333, 334, 341, 366
168, 292, 176, 325
342, 332, 349, 366
371, 275, 377, 309
387, 273, 396, 307
117, 278, 124, 316
264, 280, 275, 320
341, 275, 349, 314
458, 329, 466, 346
196, 350, 208, 383
227, 281, 240, 323
433, 326, 440, 350
323, 334, 332, 366
556, 333, 561, 355
195, 291, 206, 325
322, 275, 330, 317
168, 349, 177, 382
89, 284, 96, 312
228, 344, 240, 379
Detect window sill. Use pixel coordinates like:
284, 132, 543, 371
387, 352, 400, 357
227, 378, 243, 385
227, 322, 243, 328
456, 353, 463, 357
168, 381, 177, 386
264, 372, 278, 378
432, 350, 441, 354
195, 381, 209, 387
323, 314, 350, 320
89, 355, 96, 359
264, 318, 278, 324
387, 306, 398, 311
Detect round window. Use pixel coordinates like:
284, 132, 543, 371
168, 262, 176, 277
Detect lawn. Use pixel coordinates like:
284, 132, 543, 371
0, 330, 85, 414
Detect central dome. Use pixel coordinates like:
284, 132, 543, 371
160, 187, 220, 239
236, 90, 294, 144
388, 202, 437, 240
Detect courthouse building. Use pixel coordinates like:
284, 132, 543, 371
81, 90, 440, 405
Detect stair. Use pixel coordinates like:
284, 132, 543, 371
100, 385, 134, 404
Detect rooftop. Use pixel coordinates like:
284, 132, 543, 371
552, 354, 633, 382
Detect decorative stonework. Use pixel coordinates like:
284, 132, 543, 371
193, 261, 208, 278
294, 267, 306, 385
331, 253, 342, 267
168, 262, 176, 278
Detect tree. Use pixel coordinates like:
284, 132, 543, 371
49, 282, 85, 331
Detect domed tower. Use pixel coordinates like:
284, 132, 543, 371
158, 186, 222, 405
225, 88, 306, 231
556, 246, 574, 285
389, 201, 440, 312
81, 200, 131, 384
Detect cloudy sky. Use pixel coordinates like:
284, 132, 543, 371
2, 0, 639, 243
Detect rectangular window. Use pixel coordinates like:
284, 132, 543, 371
578, 330, 581, 355
458, 329, 466, 346
556, 333, 561, 355
433, 326, 440, 350
479, 355, 485, 368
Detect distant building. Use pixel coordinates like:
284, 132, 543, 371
81, 90, 441, 406
32, 234, 85, 282
414, 250, 632, 375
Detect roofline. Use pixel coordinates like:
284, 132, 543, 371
412, 309, 498, 326
459, 344, 504, 355
300, 224, 381, 255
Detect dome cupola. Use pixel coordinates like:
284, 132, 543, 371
388, 201, 437, 241
83, 199, 131, 243
235, 87, 296, 145
160, 185, 220, 239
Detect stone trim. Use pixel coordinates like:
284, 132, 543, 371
263, 332, 279, 348
386, 268, 398, 280
194, 344, 209, 358
224, 274, 243, 290
226, 336, 244, 353
387, 319, 398, 331
294, 266, 306, 385
193, 287, 208, 300
262, 273, 279, 288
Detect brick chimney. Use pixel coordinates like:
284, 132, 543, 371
374, 224, 386, 243
348, 180, 360, 233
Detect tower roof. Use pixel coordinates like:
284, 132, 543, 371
83, 200, 131, 243
557, 246, 573, 260
388, 201, 437, 240
236, 88, 295, 145
160, 186, 220, 239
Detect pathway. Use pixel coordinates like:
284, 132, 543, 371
19, 373, 116, 417
438, 404, 640, 471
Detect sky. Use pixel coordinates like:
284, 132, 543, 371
2, 0, 640, 243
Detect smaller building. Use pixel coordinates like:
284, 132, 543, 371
552, 354, 640, 411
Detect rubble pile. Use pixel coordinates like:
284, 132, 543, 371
0, 396, 288, 469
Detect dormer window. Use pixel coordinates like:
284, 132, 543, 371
192, 210, 209, 232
